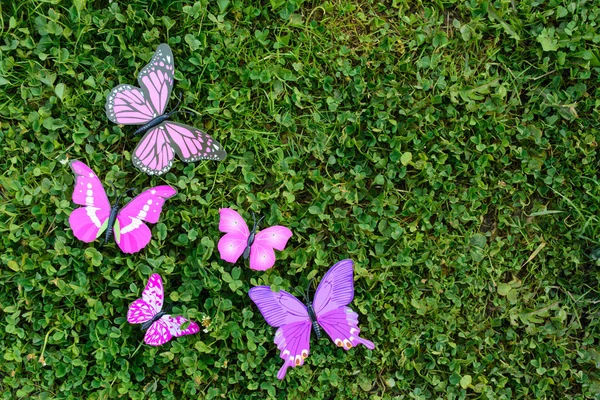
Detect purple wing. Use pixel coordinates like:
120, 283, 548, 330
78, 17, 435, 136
137, 43, 174, 116
313, 259, 375, 351
127, 273, 164, 324
312, 259, 355, 316
69, 160, 111, 242
317, 307, 375, 351
105, 85, 156, 125
115, 186, 176, 254
248, 286, 312, 379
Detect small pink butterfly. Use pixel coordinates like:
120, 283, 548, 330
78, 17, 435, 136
217, 208, 292, 271
105, 43, 226, 175
127, 273, 200, 346
68, 160, 176, 254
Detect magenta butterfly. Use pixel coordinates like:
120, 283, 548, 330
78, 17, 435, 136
218, 208, 292, 271
105, 43, 227, 175
127, 273, 200, 346
68, 160, 176, 254
249, 259, 375, 379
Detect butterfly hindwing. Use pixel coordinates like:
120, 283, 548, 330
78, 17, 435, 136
249, 226, 293, 271
115, 186, 177, 254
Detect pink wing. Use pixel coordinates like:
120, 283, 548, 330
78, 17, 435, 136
69, 160, 111, 242
144, 315, 199, 346
105, 44, 174, 124
249, 226, 293, 271
248, 287, 311, 379
105, 84, 156, 125
218, 208, 250, 264
132, 126, 175, 175
127, 273, 165, 324
132, 122, 227, 176
137, 43, 174, 116
144, 318, 172, 346
163, 122, 227, 162
313, 260, 375, 351
115, 186, 177, 254
165, 316, 200, 337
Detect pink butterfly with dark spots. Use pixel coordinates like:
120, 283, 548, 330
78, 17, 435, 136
68, 160, 176, 254
249, 259, 375, 379
127, 274, 200, 346
105, 43, 226, 175
217, 208, 292, 271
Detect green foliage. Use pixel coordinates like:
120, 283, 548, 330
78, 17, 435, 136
1, 0, 600, 398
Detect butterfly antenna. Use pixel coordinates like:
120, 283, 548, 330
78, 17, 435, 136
305, 277, 316, 301
115, 188, 135, 206
295, 287, 309, 304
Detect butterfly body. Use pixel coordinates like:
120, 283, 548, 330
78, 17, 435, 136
69, 160, 176, 253
132, 112, 173, 136
141, 309, 166, 331
218, 208, 292, 271
306, 302, 321, 339
248, 259, 375, 379
105, 43, 227, 175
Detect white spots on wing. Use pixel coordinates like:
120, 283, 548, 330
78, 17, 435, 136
151, 190, 156, 195
139, 211, 147, 219
143, 205, 150, 212
86, 190, 93, 196
146, 199, 153, 205
88, 173, 94, 178
87, 183, 92, 189
166, 56, 171, 63
350, 328, 358, 335
121, 217, 143, 234
85, 196, 94, 205
86, 206, 102, 228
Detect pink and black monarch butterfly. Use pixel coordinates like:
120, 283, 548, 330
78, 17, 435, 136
105, 43, 227, 175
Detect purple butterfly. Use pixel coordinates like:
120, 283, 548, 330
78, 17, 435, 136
127, 273, 200, 346
248, 259, 375, 379
105, 43, 227, 175
68, 160, 176, 253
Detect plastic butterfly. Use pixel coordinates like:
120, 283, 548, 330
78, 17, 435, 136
218, 208, 292, 271
68, 160, 176, 254
127, 274, 200, 346
248, 259, 375, 379
105, 43, 227, 175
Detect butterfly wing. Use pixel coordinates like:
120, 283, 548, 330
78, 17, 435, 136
144, 318, 172, 346
163, 122, 227, 162
131, 126, 176, 175
248, 287, 312, 379
105, 44, 174, 124
127, 273, 164, 324
105, 84, 157, 125
218, 208, 250, 264
137, 43, 174, 116
115, 186, 177, 254
164, 315, 200, 337
313, 259, 375, 351
69, 160, 111, 242
249, 226, 293, 271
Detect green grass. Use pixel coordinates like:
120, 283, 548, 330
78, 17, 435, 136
1, 0, 600, 398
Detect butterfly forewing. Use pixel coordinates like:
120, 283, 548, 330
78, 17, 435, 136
137, 43, 174, 116
105, 85, 157, 125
